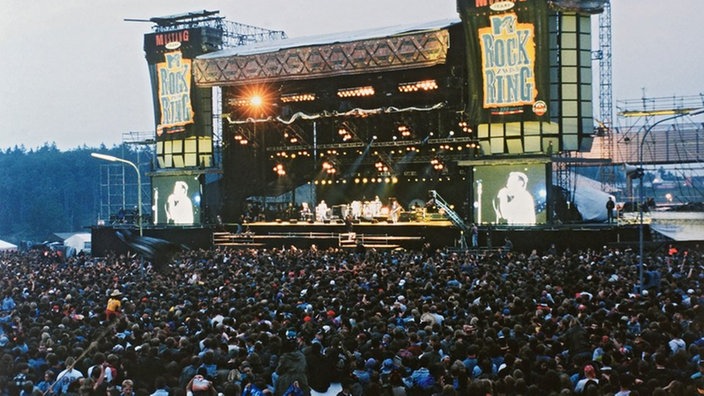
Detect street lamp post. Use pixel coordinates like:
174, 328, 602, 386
637, 109, 704, 292
91, 153, 142, 236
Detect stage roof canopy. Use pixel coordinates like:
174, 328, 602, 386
194, 17, 460, 87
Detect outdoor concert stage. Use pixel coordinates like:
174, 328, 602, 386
91, 220, 646, 257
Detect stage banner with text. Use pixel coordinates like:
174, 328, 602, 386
155, 51, 195, 136
457, 0, 550, 123
144, 27, 221, 140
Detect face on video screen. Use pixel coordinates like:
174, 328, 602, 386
152, 176, 201, 225
473, 163, 547, 225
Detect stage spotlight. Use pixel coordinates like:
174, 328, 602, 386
431, 157, 445, 171
250, 95, 263, 107
230, 85, 274, 117
458, 120, 472, 133
273, 163, 286, 176
234, 134, 248, 145
397, 124, 412, 138
338, 126, 353, 142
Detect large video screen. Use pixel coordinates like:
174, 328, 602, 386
152, 175, 201, 226
473, 163, 547, 225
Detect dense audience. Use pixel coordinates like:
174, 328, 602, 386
0, 242, 703, 396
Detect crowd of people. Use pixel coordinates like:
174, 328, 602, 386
0, 241, 703, 396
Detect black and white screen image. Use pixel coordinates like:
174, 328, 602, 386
473, 163, 547, 225
152, 176, 201, 226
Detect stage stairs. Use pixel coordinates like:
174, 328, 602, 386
428, 190, 469, 248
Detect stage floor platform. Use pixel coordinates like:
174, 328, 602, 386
92, 219, 649, 256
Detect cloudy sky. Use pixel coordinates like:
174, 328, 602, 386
1, 0, 702, 150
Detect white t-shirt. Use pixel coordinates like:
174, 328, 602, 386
54, 368, 84, 394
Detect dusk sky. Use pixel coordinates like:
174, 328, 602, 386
1, 0, 702, 150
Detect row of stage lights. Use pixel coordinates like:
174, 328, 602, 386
397, 80, 439, 93
280, 93, 316, 103
233, 114, 472, 148
229, 79, 440, 108
272, 161, 464, 183
270, 142, 480, 161
335, 79, 438, 98
272, 155, 450, 177
237, 129, 476, 148
337, 86, 375, 98
310, 176, 462, 184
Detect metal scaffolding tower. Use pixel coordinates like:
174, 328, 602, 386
143, 10, 287, 48
220, 19, 287, 47
595, 1, 614, 188
96, 132, 154, 224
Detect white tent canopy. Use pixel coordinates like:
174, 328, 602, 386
0, 239, 18, 252
573, 174, 614, 222
63, 233, 91, 256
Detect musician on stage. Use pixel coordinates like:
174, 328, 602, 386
316, 200, 329, 222
371, 195, 382, 217
350, 200, 362, 220
300, 202, 312, 221
389, 199, 403, 223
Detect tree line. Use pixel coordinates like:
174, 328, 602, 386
0, 143, 145, 245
